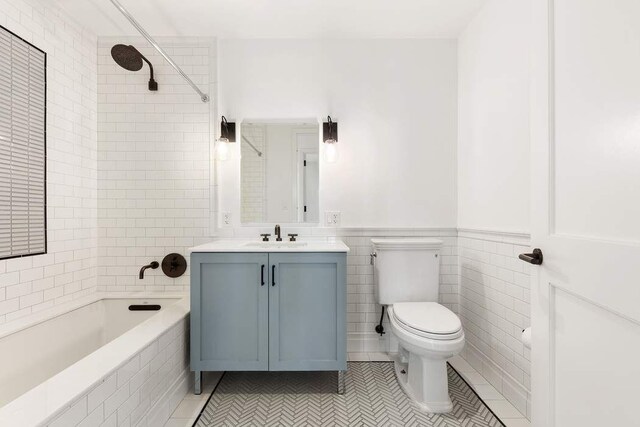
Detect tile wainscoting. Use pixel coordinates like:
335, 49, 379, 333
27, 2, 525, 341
458, 228, 532, 419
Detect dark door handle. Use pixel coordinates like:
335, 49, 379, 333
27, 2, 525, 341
261, 264, 265, 286
519, 248, 543, 265
271, 265, 276, 286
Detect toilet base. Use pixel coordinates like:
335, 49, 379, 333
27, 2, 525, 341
391, 352, 453, 413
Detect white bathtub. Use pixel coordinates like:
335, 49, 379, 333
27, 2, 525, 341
0, 294, 190, 427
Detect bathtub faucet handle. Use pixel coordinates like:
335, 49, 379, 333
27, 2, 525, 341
139, 261, 159, 279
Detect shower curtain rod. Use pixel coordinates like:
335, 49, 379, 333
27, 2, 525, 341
109, 0, 210, 103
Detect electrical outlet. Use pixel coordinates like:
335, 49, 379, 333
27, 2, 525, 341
222, 212, 231, 226
325, 211, 341, 226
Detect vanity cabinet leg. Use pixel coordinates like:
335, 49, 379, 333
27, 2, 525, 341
194, 370, 202, 395
337, 370, 346, 395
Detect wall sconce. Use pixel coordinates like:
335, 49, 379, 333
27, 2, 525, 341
216, 116, 236, 161
323, 116, 338, 163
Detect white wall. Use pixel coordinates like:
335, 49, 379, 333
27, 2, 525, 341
0, 0, 97, 325
457, 0, 531, 232
217, 39, 458, 228
456, 0, 532, 418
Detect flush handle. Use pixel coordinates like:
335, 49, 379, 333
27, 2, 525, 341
272, 265, 276, 286
519, 248, 543, 265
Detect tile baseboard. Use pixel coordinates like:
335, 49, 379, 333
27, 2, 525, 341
462, 342, 531, 420
347, 331, 389, 353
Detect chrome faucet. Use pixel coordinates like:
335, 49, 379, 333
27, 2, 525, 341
275, 224, 282, 241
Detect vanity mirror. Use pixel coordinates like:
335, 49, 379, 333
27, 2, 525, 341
241, 121, 319, 224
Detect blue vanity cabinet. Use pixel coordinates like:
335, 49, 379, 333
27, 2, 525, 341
268, 253, 346, 371
190, 253, 269, 374
191, 251, 347, 394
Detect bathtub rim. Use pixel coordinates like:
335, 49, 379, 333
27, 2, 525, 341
0, 291, 186, 340
0, 292, 189, 427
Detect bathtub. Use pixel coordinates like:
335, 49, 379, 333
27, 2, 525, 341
0, 294, 190, 427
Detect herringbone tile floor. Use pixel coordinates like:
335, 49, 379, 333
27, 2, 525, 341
194, 362, 504, 426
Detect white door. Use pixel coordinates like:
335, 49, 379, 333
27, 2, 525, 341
303, 153, 319, 223
530, 1, 640, 426
295, 131, 319, 223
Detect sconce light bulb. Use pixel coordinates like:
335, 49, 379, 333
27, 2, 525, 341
324, 139, 338, 163
216, 138, 230, 161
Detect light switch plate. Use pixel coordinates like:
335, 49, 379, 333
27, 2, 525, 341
325, 211, 341, 227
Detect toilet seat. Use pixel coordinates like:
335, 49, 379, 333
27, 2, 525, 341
392, 302, 463, 341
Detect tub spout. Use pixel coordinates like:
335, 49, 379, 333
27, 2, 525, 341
139, 261, 159, 279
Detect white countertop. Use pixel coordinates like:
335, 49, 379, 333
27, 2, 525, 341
189, 239, 350, 253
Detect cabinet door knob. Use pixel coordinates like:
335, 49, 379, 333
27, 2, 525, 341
272, 265, 276, 286
261, 264, 265, 286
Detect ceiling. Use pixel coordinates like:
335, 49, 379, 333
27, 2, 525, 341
54, 0, 487, 39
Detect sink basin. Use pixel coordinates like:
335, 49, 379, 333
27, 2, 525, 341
243, 241, 308, 249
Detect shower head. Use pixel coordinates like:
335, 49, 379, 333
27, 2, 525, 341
111, 44, 158, 91
111, 44, 142, 71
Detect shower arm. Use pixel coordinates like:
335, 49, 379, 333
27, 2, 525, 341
242, 135, 263, 157
109, 0, 210, 103
130, 46, 157, 90
139, 53, 154, 81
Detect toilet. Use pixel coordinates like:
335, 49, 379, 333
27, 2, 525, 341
372, 238, 465, 413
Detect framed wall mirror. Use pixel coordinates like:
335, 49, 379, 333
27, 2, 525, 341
240, 120, 319, 224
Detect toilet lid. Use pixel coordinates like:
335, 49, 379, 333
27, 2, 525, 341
393, 302, 461, 335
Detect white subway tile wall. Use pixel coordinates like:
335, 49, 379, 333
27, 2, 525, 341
97, 38, 214, 293
457, 230, 531, 418
343, 232, 458, 352
0, 0, 98, 325
240, 124, 266, 223
46, 318, 189, 427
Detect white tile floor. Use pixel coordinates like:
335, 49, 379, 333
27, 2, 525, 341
164, 354, 529, 427
164, 372, 222, 427
447, 355, 530, 427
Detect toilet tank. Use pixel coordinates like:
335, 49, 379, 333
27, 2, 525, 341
372, 238, 442, 305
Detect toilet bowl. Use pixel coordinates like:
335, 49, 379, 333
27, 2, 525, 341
387, 302, 464, 413
371, 238, 465, 413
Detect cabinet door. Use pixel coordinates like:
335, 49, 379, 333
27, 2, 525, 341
268, 253, 346, 371
191, 253, 268, 371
